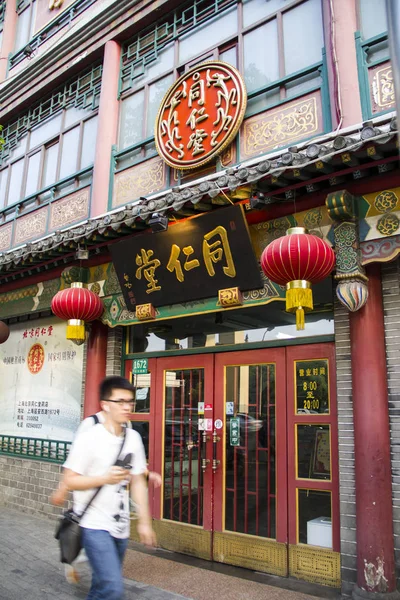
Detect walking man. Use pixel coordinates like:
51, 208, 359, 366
63, 375, 156, 600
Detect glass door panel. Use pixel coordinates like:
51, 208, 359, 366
224, 363, 276, 539
163, 368, 204, 526
213, 348, 288, 578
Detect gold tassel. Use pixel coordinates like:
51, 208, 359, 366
296, 308, 305, 330
286, 282, 313, 330
66, 319, 85, 344
286, 287, 313, 312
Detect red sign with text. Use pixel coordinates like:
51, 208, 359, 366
155, 61, 247, 170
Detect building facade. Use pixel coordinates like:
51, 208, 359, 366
0, 0, 398, 598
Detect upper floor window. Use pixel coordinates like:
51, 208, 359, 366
0, 64, 102, 211
358, 0, 388, 64
356, 0, 392, 118
118, 0, 325, 159
15, 0, 37, 51
0, 1, 6, 50
358, 0, 387, 40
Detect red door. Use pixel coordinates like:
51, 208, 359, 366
127, 343, 339, 582
148, 349, 288, 572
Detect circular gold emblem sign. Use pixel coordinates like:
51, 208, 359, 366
155, 61, 247, 170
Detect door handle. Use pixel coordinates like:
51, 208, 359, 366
201, 430, 210, 472
212, 429, 220, 473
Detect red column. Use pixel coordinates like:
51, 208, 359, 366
350, 263, 398, 598
0, 2, 18, 82
83, 320, 108, 418
90, 40, 121, 218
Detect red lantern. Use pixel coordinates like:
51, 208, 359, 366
260, 227, 335, 330
51, 282, 103, 345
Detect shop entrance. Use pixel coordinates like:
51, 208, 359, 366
128, 343, 340, 586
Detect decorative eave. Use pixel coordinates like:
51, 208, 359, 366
0, 115, 398, 281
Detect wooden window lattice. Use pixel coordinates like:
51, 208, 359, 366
0, 63, 103, 164
121, 0, 237, 91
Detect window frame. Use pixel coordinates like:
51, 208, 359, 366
355, 0, 391, 119
0, 109, 98, 212
14, 0, 37, 53
117, 0, 329, 179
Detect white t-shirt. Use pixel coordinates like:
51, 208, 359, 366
64, 424, 147, 538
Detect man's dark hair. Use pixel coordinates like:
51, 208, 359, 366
99, 376, 134, 400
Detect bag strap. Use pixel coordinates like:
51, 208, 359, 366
92, 414, 100, 425
78, 426, 128, 519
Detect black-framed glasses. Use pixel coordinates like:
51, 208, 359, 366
102, 399, 135, 406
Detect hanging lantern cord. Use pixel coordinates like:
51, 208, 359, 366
286, 280, 313, 331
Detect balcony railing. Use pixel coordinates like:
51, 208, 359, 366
10, 0, 98, 71
0, 166, 93, 251
0, 434, 70, 463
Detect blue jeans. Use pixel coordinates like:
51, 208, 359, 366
81, 528, 129, 600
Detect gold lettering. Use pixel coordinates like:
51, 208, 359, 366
167, 244, 200, 282
135, 249, 161, 294
187, 129, 208, 156
203, 226, 236, 278
167, 244, 184, 282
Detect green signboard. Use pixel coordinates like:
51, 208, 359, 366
230, 417, 240, 446
132, 358, 148, 375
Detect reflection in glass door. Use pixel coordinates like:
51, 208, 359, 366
225, 363, 276, 539
163, 368, 204, 526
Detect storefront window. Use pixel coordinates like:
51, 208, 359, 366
298, 489, 332, 548
126, 303, 334, 355
297, 424, 330, 480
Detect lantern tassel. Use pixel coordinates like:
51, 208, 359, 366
296, 307, 305, 330
66, 319, 85, 343
286, 285, 313, 331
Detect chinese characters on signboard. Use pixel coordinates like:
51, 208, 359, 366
229, 417, 240, 446
155, 61, 247, 170
295, 359, 330, 414
110, 205, 263, 309
0, 317, 83, 441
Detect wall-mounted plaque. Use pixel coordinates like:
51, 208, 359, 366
155, 61, 247, 170
110, 205, 263, 310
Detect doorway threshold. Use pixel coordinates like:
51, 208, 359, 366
127, 541, 341, 600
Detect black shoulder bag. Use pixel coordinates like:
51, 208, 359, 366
55, 428, 127, 565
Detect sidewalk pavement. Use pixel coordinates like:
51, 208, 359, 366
0, 506, 338, 600
0, 507, 189, 600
